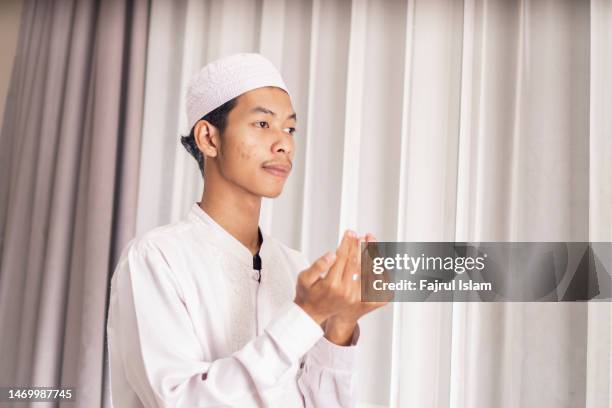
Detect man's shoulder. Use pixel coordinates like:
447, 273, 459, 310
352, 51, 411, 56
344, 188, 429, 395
131, 220, 193, 252
116, 218, 202, 269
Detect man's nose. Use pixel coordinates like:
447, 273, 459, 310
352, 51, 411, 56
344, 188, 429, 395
272, 130, 293, 156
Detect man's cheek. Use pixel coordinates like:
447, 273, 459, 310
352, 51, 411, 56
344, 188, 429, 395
231, 142, 252, 166
233, 140, 253, 161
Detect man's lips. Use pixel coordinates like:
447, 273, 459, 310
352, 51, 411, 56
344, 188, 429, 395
262, 162, 292, 177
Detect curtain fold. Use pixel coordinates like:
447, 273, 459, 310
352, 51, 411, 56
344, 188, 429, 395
137, 0, 611, 407
1, 0, 610, 407
0, 0, 149, 406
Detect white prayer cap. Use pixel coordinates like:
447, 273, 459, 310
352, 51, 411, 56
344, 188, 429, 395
186, 53, 290, 131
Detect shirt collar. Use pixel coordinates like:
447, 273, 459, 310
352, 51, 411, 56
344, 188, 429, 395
188, 202, 275, 269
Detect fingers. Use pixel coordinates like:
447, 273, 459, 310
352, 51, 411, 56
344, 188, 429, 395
363, 234, 394, 303
361, 234, 374, 261
361, 233, 388, 303
299, 251, 337, 287
361, 233, 376, 268
325, 230, 354, 284
342, 234, 361, 285
364, 233, 379, 258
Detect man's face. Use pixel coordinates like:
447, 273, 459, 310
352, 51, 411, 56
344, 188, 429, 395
213, 86, 297, 198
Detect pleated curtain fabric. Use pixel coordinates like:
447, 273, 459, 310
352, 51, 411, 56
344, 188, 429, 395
1, 0, 611, 407
0, 0, 149, 407
137, 0, 612, 407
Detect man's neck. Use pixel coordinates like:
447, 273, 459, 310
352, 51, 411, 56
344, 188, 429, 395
199, 180, 262, 256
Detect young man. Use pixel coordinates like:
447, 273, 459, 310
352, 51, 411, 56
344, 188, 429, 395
107, 53, 386, 407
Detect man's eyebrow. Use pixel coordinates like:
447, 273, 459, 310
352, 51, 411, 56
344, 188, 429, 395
250, 106, 297, 121
250, 106, 275, 115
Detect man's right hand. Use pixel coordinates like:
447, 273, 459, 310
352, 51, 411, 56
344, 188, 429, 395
294, 230, 362, 325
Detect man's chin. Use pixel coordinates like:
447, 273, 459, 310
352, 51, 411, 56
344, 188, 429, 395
237, 181, 284, 199
253, 182, 285, 198
260, 188, 283, 199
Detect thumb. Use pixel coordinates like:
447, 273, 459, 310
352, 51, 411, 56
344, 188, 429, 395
298, 252, 337, 287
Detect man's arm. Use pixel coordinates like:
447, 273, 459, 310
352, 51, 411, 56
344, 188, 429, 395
108, 241, 327, 407
296, 318, 360, 408
295, 232, 389, 407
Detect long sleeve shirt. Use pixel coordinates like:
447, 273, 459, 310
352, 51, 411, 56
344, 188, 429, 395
106, 203, 359, 407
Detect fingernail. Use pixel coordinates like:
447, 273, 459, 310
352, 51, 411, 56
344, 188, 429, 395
347, 230, 356, 238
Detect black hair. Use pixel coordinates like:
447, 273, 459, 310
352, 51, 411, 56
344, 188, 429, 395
180, 97, 239, 175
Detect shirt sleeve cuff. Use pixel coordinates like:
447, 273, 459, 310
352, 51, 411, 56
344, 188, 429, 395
306, 323, 360, 371
265, 301, 324, 362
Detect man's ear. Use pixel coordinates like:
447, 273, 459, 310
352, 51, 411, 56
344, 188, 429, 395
194, 120, 220, 158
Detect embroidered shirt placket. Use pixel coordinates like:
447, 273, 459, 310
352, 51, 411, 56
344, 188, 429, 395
253, 251, 263, 335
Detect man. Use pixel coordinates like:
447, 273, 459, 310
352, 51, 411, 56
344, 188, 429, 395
107, 53, 386, 407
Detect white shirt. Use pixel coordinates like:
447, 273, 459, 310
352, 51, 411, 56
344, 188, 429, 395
107, 203, 358, 407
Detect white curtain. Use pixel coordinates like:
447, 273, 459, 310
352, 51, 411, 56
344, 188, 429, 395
135, 0, 612, 407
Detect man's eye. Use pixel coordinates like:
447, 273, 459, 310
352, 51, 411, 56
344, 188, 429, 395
255, 121, 269, 128
284, 127, 296, 135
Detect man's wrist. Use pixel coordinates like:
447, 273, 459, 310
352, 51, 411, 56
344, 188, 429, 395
324, 316, 357, 346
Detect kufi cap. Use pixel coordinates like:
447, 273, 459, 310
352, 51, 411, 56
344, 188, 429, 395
186, 53, 290, 130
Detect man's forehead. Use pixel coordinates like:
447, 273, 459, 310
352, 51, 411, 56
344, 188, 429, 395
235, 87, 295, 117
